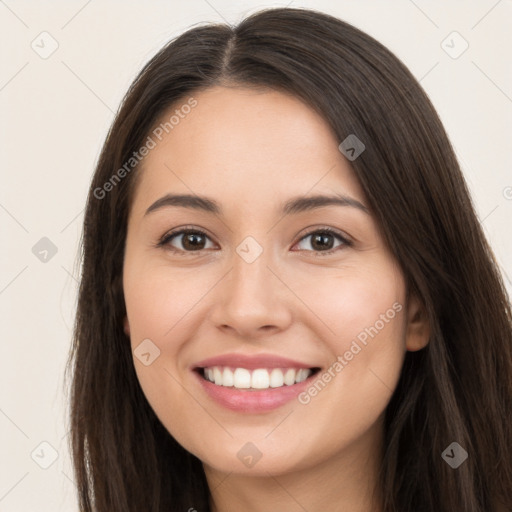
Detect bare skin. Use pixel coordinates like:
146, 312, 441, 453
122, 85, 430, 512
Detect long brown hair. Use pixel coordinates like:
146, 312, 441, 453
65, 7, 512, 511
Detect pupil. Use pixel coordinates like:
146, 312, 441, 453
184, 233, 204, 250
312, 233, 333, 250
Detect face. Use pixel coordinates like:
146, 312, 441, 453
122, 86, 429, 478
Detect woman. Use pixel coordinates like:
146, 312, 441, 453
65, 7, 512, 511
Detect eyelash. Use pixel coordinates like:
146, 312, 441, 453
156, 225, 353, 257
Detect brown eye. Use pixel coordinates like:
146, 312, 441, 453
159, 229, 215, 253
157, 226, 351, 256
293, 228, 351, 255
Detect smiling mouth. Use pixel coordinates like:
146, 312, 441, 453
194, 366, 321, 390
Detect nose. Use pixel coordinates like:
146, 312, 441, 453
209, 246, 293, 339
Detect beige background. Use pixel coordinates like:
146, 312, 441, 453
1, 1, 511, 510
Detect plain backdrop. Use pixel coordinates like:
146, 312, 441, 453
1, 1, 511, 510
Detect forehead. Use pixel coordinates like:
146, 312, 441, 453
131, 86, 366, 216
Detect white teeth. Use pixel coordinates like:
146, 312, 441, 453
269, 368, 284, 388
202, 366, 314, 389
284, 368, 296, 386
222, 367, 234, 387
295, 368, 310, 383
213, 367, 223, 385
233, 368, 251, 388
251, 369, 269, 389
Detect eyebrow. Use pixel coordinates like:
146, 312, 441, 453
144, 193, 369, 217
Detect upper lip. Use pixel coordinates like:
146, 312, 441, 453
193, 353, 320, 370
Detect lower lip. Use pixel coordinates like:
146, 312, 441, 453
193, 369, 318, 413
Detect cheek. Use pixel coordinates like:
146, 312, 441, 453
294, 264, 406, 350
123, 259, 208, 342
294, 267, 407, 416
122, 259, 203, 440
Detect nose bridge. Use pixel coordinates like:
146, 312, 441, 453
211, 234, 292, 333
229, 234, 275, 301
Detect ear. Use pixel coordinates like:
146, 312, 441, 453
123, 316, 131, 337
405, 293, 430, 351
